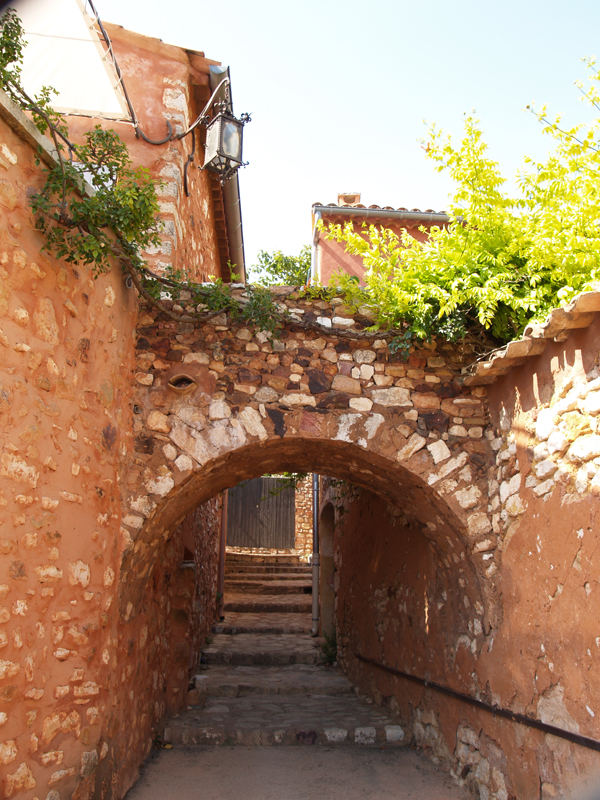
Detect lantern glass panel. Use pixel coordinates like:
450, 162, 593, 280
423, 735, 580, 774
203, 116, 222, 168
221, 119, 243, 163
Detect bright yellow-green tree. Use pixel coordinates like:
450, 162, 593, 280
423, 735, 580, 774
326, 63, 600, 345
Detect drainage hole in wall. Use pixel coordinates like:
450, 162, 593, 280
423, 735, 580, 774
168, 374, 197, 393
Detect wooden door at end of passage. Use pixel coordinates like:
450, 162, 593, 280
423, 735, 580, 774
226, 476, 295, 549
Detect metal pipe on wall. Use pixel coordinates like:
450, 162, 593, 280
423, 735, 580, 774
311, 473, 320, 636
310, 210, 322, 284
217, 490, 228, 620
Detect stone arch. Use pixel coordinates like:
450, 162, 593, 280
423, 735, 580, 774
130, 301, 499, 622
120, 436, 495, 631
117, 301, 504, 768
115, 432, 498, 783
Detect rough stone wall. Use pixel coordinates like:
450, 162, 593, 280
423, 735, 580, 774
188, 497, 222, 667
294, 475, 313, 558
0, 109, 137, 797
122, 292, 498, 638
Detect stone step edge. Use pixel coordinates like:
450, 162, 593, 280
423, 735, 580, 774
191, 670, 351, 695
201, 656, 322, 667
224, 600, 312, 614
225, 557, 308, 565
223, 603, 312, 608
213, 626, 312, 634
225, 570, 311, 577
224, 582, 312, 590
163, 724, 406, 748
225, 572, 312, 578
187, 684, 353, 702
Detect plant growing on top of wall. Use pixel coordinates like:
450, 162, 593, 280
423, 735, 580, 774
7, 8, 599, 358
248, 246, 311, 286
325, 79, 600, 347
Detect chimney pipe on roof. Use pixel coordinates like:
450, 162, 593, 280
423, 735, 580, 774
337, 192, 361, 206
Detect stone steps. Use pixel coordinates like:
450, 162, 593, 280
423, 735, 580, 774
192, 664, 353, 698
225, 567, 311, 578
164, 694, 406, 747
201, 633, 321, 666
225, 570, 312, 581
225, 554, 306, 567
224, 579, 312, 594
164, 552, 406, 753
224, 592, 312, 613
214, 611, 312, 634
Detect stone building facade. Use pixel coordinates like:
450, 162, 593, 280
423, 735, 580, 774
293, 475, 313, 559
311, 193, 448, 285
0, 20, 238, 797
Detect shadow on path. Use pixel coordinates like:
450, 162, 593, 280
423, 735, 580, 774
125, 745, 470, 800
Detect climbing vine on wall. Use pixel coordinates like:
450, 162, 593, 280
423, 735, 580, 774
0, 8, 288, 331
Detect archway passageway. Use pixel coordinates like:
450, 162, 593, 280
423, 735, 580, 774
112, 300, 512, 797
114, 433, 493, 798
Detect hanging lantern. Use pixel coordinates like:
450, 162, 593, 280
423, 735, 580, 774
203, 109, 248, 182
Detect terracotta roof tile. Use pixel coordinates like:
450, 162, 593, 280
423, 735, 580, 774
463, 289, 600, 386
312, 202, 447, 216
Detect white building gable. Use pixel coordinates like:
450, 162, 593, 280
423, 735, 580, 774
9, 0, 129, 119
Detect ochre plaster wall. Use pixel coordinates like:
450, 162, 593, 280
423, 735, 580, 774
330, 482, 518, 799
67, 23, 229, 283
108, 496, 221, 797
0, 22, 229, 793
0, 109, 138, 796
484, 319, 600, 799
330, 320, 600, 800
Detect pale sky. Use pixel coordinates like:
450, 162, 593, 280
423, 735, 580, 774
95, 0, 600, 270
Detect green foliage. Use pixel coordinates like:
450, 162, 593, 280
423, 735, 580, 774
249, 245, 311, 286
0, 9, 289, 334
30, 126, 162, 277
0, 9, 24, 88
278, 471, 309, 489
265, 472, 309, 491
140, 272, 283, 332
232, 284, 281, 332
0, 9, 162, 280
326, 67, 600, 345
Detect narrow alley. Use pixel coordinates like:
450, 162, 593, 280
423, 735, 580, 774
126, 552, 469, 799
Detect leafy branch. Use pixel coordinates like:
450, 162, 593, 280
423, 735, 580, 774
324, 71, 600, 348
0, 9, 401, 341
